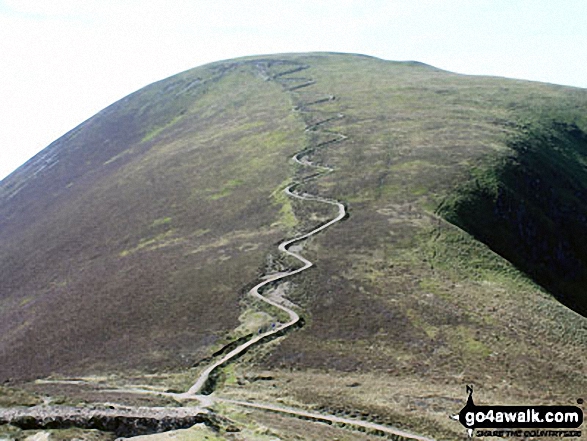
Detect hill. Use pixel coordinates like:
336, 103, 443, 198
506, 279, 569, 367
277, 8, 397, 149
1, 53, 586, 439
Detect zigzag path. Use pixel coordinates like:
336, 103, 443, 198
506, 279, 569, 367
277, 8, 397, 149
0, 60, 436, 441
178, 61, 347, 398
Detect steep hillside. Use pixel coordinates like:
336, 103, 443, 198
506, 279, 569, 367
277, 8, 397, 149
440, 121, 587, 315
0, 60, 305, 379
1, 53, 586, 439
235, 55, 587, 435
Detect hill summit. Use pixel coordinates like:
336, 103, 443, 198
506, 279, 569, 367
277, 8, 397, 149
1, 53, 586, 437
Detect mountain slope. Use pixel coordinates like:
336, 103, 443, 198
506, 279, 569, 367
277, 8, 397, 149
236, 55, 587, 435
1, 53, 586, 438
0, 59, 305, 379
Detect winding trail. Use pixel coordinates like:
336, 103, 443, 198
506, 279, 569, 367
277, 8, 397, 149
0, 61, 436, 441
179, 187, 344, 397
175, 61, 435, 441
217, 398, 435, 441
178, 62, 347, 398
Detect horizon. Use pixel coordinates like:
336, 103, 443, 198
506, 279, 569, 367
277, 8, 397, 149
2, 0, 586, 181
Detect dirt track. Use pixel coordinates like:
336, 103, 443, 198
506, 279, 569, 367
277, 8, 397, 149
177, 60, 435, 441
0, 60, 436, 441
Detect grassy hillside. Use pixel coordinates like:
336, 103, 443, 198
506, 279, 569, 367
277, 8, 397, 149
0, 59, 305, 380
1, 53, 586, 439
215, 54, 587, 437
439, 120, 587, 315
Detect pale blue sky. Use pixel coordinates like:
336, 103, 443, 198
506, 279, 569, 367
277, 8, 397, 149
1, 0, 586, 180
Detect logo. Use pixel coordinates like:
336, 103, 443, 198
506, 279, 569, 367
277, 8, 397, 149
450, 386, 583, 438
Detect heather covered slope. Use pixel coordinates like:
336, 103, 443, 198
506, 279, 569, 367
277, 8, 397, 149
1, 53, 587, 437
0, 60, 305, 380
218, 55, 587, 434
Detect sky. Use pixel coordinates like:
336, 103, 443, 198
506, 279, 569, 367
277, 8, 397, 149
1, 0, 586, 180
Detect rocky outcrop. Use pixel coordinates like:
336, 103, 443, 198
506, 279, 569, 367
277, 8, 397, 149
0, 405, 224, 438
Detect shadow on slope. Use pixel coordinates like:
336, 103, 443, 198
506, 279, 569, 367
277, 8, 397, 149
440, 121, 587, 316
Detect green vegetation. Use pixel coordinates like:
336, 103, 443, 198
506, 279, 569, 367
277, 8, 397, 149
141, 114, 184, 143
249, 54, 587, 438
1, 53, 587, 439
0, 385, 42, 407
439, 120, 587, 315
271, 180, 298, 229
207, 179, 243, 200
151, 217, 172, 227
0, 56, 303, 382
119, 230, 178, 257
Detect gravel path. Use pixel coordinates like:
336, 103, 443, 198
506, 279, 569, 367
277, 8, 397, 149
0, 60, 435, 441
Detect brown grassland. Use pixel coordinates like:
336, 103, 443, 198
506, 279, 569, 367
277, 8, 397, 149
1, 53, 586, 440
